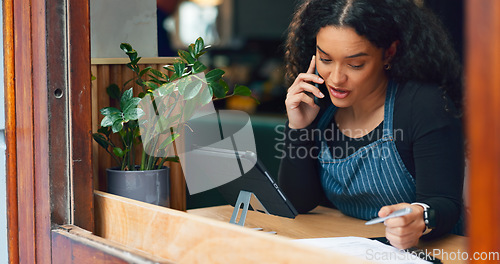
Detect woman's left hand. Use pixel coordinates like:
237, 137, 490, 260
378, 203, 426, 249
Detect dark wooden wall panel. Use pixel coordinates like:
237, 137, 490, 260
94, 64, 112, 191
466, 0, 500, 262
169, 160, 186, 211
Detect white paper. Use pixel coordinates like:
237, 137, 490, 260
295, 237, 431, 264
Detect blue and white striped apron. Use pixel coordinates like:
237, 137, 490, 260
317, 80, 416, 220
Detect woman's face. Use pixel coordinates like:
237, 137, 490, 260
316, 26, 389, 109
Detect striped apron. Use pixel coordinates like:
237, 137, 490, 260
317, 80, 416, 220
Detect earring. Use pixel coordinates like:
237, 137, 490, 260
384, 63, 391, 70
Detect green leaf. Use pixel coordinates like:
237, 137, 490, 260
122, 97, 141, 117
195, 37, 204, 55
163, 65, 175, 72
101, 116, 113, 127
113, 147, 125, 158
101, 113, 122, 128
133, 126, 142, 138
233, 85, 252, 96
206, 69, 224, 83
192, 61, 207, 74
165, 156, 180, 162
120, 42, 138, 63
97, 126, 111, 136
157, 82, 176, 96
100, 107, 121, 117
147, 75, 165, 85
209, 81, 226, 99
220, 79, 229, 93
169, 73, 179, 81
124, 107, 145, 121
139, 66, 152, 77
118, 130, 126, 142
112, 119, 124, 133
182, 95, 200, 122
188, 44, 196, 58
150, 68, 167, 79
174, 62, 186, 77
91, 74, 96, 81
183, 79, 203, 100
92, 133, 109, 149
126, 121, 139, 135
176, 76, 191, 96
153, 117, 168, 134
142, 81, 158, 90
196, 51, 207, 58
159, 133, 180, 149
130, 56, 141, 65
120, 88, 134, 110
106, 84, 121, 100
178, 50, 195, 64
135, 79, 144, 86
199, 84, 213, 105
154, 114, 180, 134
120, 43, 133, 53
129, 53, 138, 63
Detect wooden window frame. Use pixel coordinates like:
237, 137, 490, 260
4, 0, 129, 262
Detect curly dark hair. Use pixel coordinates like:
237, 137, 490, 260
284, 0, 463, 112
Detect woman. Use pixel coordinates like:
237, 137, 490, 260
278, 0, 464, 249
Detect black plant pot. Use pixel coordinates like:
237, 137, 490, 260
106, 166, 170, 207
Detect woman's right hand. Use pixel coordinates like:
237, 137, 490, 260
285, 56, 325, 129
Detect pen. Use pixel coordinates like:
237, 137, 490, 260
365, 207, 413, 225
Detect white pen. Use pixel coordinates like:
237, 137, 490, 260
365, 207, 413, 225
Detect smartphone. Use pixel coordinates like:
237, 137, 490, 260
313, 68, 327, 106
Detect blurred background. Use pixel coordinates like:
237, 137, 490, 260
91, 0, 298, 116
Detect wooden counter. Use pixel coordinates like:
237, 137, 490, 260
95, 191, 377, 263
189, 205, 468, 264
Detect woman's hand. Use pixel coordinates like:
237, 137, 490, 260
378, 203, 426, 249
285, 56, 325, 129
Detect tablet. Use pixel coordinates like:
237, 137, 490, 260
190, 146, 298, 219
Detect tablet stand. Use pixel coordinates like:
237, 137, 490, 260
230, 190, 270, 226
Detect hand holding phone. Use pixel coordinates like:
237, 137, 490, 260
285, 55, 325, 129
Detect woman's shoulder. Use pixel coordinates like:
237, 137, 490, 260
395, 81, 462, 137
397, 81, 443, 101
396, 81, 459, 116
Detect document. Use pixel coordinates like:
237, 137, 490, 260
295, 237, 431, 264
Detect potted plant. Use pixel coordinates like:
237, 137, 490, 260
92, 37, 255, 206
